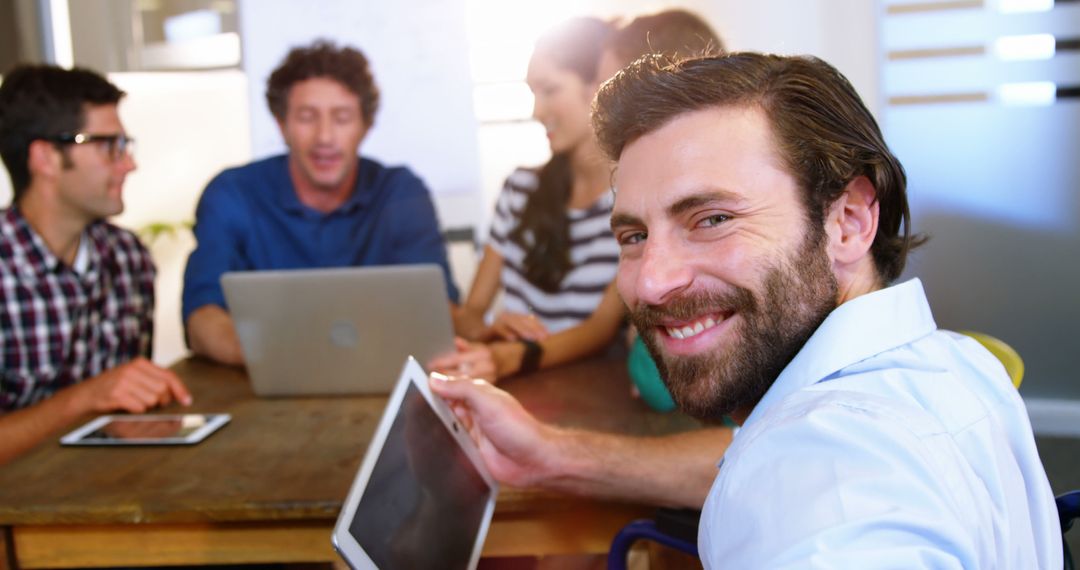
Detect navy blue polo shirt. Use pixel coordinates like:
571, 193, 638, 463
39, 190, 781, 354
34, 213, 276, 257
182, 155, 458, 323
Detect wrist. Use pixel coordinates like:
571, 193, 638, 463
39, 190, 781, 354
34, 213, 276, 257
493, 342, 525, 378
535, 425, 596, 492
518, 339, 543, 375
55, 379, 94, 419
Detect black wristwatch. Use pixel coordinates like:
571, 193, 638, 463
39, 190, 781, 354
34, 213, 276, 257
519, 339, 543, 375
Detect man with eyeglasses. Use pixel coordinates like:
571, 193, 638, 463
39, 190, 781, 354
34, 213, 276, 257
0, 64, 192, 464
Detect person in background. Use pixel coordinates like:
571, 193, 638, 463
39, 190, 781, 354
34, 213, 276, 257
438, 10, 726, 383
597, 8, 724, 80
433, 52, 1061, 567
443, 18, 623, 381
0, 64, 191, 465
183, 40, 459, 366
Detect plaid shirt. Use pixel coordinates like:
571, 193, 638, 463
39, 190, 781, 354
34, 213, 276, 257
1, 207, 155, 412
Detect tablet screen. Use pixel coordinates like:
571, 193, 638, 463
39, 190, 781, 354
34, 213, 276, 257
347, 383, 494, 570
60, 413, 231, 445
88, 416, 200, 441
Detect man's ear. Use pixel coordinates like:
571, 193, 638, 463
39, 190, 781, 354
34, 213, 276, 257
27, 139, 60, 179
825, 175, 879, 266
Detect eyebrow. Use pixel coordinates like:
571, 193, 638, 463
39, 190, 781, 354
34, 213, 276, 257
667, 190, 743, 217
610, 211, 642, 231
611, 189, 743, 231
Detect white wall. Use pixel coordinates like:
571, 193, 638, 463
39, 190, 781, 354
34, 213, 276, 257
109, 71, 252, 366
881, 3, 1080, 403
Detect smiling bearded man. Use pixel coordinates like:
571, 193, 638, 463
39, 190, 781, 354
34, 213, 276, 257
430, 52, 1062, 568
628, 213, 837, 421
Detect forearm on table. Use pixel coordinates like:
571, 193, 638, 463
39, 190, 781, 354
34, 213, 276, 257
538, 283, 624, 369
186, 305, 244, 366
537, 320, 620, 369
541, 426, 733, 509
453, 305, 490, 341
454, 246, 504, 341
511, 290, 624, 374
0, 387, 90, 465
490, 321, 619, 379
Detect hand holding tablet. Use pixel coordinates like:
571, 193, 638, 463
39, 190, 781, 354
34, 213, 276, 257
333, 357, 499, 570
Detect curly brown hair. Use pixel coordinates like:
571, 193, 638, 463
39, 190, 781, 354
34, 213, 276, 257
265, 39, 379, 126
593, 53, 925, 284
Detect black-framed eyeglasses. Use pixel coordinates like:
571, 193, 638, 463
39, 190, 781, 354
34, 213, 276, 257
48, 133, 135, 162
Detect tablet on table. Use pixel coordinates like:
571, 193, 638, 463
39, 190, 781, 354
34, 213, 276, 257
60, 413, 231, 446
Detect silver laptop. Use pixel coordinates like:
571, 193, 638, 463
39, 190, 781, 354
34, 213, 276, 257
221, 265, 456, 397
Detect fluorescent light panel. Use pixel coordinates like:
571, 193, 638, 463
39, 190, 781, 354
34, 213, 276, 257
997, 81, 1057, 105
996, 0, 1054, 13
994, 33, 1056, 60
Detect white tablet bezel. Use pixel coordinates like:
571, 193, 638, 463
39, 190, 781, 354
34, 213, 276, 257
59, 413, 231, 446
332, 356, 499, 570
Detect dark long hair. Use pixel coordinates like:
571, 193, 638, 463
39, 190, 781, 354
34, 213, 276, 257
509, 17, 613, 292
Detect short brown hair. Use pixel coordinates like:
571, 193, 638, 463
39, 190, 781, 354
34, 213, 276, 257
607, 9, 724, 67
0, 64, 124, 202
265, 40, 379, 126
593, 53, 924, 284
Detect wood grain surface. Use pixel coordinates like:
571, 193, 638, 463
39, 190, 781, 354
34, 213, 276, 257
0, 355, 701, 566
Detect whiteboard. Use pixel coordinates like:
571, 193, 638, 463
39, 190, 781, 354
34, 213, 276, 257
237, 0, 481, 196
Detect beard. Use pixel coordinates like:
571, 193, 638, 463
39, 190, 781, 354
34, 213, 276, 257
629, 229, 839, 422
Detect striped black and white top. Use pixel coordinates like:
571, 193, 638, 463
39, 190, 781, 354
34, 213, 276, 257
488, 168, 619, 334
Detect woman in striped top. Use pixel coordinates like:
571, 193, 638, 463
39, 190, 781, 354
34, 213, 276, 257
442, 17, 625, 381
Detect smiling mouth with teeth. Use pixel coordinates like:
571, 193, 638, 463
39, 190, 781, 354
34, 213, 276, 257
664, 315, 722, 340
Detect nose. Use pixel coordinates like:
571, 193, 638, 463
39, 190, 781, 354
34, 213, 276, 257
531, 94, 544, 122
119, 152, 137, 173
634, 236, 694, 307
316, 115, 333, 144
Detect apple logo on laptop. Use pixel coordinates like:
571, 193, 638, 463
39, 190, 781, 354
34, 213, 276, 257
329, 320, 359, 348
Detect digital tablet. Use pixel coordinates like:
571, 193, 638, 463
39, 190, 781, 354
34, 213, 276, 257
332, 357, 498, 570
59, 413, 231, 446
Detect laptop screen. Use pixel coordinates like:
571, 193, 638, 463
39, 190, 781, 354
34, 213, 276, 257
347, 382, 494, 569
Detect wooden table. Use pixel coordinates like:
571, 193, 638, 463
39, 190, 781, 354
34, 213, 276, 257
0, 356, 700, 568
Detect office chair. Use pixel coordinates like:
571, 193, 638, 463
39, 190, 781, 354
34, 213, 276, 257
606, 330, 1059, 570
607, 508, 699, 570
1061, 490, 1080, 570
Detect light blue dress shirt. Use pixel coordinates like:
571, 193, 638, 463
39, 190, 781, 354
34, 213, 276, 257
700, 279, 1061, 569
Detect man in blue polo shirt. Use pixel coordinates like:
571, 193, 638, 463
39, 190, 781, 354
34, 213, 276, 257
183, 40, 459, 365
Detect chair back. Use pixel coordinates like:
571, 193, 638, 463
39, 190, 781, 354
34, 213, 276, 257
960, 331, 1024, 389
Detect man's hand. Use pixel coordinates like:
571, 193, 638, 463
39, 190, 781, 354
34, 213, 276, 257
74, 358, 193, 414
490, 311, 549, 341
428, 373, 561, 488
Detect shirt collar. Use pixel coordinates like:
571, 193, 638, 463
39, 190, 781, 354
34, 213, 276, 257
3, 206, 60, 278
741, 278, 937, 430
2, 207, 104, 280
276, 154, 370, 216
